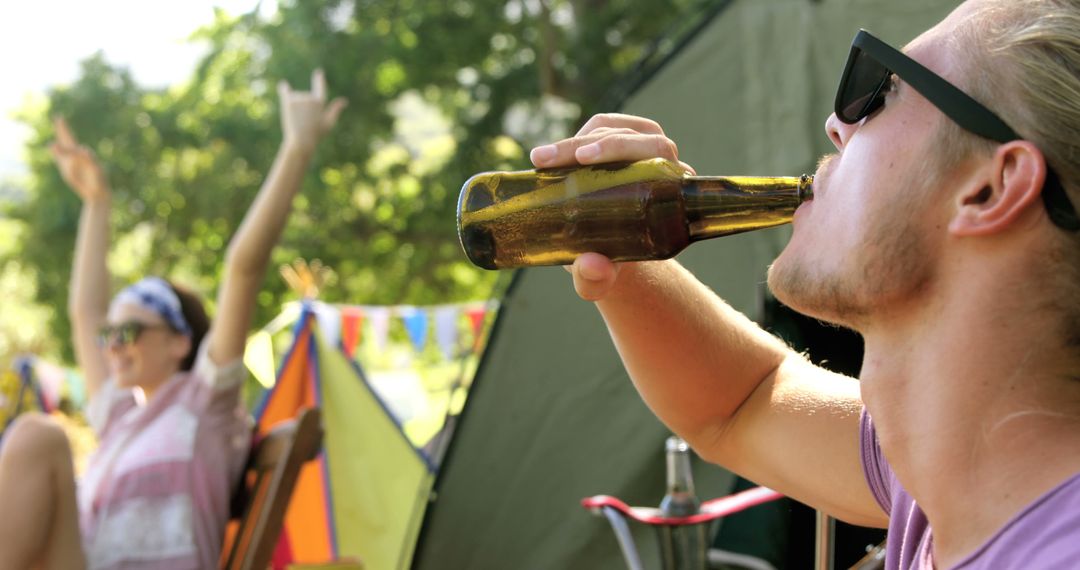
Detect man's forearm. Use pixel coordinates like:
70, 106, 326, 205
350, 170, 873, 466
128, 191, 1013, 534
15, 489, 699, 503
595, 259, 793, 443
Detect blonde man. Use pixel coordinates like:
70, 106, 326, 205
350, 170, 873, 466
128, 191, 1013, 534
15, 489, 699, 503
530, 1, 1080, 568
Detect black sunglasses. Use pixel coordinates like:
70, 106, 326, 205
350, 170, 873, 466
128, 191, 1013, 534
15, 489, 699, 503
97, 321, 172, 347
835, 29, 1079, 231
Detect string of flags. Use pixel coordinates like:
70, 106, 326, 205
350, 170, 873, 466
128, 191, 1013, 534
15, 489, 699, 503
244, 300, 499, 388
327, 301, 497, 359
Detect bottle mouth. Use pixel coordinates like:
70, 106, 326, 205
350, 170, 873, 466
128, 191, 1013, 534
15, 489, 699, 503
800, 174, 814, 201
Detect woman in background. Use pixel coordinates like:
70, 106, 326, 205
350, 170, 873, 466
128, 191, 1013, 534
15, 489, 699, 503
0, 69, 345, 569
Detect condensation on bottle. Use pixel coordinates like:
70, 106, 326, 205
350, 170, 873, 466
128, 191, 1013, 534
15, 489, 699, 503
457, 158, 812, 270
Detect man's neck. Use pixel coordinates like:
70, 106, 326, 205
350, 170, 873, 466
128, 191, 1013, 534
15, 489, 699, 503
858, 260, 1080, 567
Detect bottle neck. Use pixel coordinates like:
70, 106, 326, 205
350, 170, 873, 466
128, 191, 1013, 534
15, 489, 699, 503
666, 444, 695, 496
683, 174, 812, 241
662, 436, 699, 517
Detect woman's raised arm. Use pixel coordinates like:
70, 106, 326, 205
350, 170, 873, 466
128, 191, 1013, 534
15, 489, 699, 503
51, 117, 111, 399
206, 69, 346, 365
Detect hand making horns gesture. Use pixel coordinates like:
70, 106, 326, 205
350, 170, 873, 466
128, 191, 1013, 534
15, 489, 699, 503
278, 68, 348, 153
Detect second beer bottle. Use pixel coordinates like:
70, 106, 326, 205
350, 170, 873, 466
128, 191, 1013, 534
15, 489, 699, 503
457, 157, 813, 270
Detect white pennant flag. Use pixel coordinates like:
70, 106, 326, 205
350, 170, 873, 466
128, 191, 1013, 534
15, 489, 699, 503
311, 301, 342, 349
367, 306, 392, 352
434, 305, 461, 360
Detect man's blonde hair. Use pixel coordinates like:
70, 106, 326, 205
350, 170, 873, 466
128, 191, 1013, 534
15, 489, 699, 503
970, 1, 1078, 177
952, 0, 1080, 352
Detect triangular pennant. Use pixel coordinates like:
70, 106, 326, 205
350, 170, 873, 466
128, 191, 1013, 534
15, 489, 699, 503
312, 301, 342, 349
244, 330, 278, 388
400, 307, 429, 354
340, 306, 364, 358
367, 307, 392, 352
433, 306, 461, 360
466, 306, 487, 351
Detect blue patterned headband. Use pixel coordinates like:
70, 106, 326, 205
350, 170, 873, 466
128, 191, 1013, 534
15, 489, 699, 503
112, 277, 192, 336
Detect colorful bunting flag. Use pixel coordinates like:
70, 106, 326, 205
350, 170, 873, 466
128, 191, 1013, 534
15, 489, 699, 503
433, 306, 460, 360
466, 306, 487, 352
399, 307, 429, 354
340, 306, 364, 358
313, 302, 342, 349
367, 307, 392, 353
244, 329, 277, 388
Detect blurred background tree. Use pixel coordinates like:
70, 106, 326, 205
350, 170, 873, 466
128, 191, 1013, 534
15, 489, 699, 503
2, 0, 703, 362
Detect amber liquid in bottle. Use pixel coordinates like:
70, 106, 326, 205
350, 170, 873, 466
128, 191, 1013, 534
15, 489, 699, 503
457, 158, 813, 270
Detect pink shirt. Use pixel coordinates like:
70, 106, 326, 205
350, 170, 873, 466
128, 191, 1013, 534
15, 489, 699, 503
80, 343, 251, 569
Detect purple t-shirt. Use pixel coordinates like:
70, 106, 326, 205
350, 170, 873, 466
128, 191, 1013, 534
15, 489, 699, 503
861, 411, 1080, 569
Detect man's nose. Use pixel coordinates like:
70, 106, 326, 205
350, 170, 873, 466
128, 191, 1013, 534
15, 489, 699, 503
825, 112, 856, 151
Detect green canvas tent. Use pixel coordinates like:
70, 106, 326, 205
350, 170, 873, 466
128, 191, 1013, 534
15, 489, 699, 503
412, 0, 961, 568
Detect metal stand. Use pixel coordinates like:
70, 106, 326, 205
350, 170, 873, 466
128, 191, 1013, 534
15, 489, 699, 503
814, 511, 835, 570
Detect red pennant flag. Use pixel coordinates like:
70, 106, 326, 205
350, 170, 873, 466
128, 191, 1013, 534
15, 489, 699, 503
340, 306, 364, 358
466, 306, 487, 352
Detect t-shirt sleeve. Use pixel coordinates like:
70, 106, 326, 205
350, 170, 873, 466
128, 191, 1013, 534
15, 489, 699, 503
85, 378, 137, 437
189, 339, 247, 415
860, 408, 893, 515
191, 339, 246, 391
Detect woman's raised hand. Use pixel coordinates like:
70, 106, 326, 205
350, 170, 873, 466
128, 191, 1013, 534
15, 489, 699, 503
49, 117, 110, 202
278, 68, 348, 154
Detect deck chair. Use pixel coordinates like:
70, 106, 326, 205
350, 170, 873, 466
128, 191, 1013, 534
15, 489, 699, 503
581, 436, 784, 570
221, 406, 324, 570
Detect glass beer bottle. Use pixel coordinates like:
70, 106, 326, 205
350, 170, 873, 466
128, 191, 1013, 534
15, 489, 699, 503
657, 435, 706, 570
457, 157, 813, 269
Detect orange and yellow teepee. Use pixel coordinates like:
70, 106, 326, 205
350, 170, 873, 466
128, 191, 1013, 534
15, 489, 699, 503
254, 307, 436, 569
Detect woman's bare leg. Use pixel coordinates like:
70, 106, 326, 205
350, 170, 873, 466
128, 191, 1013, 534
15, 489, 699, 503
0, 413, 86, 569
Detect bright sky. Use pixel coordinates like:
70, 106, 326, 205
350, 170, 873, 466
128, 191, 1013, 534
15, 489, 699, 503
0, 0, 274, 181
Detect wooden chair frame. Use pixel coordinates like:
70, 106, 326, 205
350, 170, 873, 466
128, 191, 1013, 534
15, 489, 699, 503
221, 407, 324, 570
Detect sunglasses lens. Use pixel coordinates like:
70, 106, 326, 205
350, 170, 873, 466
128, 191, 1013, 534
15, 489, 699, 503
838, 47, 890, 123
97, 323, 147, 346
118, 323, 142, 344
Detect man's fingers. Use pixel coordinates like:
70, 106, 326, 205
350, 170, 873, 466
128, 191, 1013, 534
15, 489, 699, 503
531, 132, 679, 169
531, 128, 655, 167
322, 97, 348, 131
575, 113, 665, 137
569, 253, 619, 302
575, 133, 679, 165
278, 80, 291, 102
529, 130, 612, 168
311, 68, 326, 101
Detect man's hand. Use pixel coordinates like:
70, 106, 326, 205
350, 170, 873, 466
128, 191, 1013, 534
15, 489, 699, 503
529, 113, 695, 174
529, 113, 695, 302
49, 117, 109, 203
278, 68, 348, 154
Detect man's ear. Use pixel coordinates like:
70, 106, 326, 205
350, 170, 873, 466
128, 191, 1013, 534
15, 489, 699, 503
948, 141, 1047, 236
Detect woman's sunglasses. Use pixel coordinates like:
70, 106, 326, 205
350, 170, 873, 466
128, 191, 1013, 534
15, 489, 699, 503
97, 321, 172, 346
834, 29, 1079, 231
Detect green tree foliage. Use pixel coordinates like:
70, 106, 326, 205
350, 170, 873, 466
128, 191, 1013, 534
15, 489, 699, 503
5, 0, 703, 362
